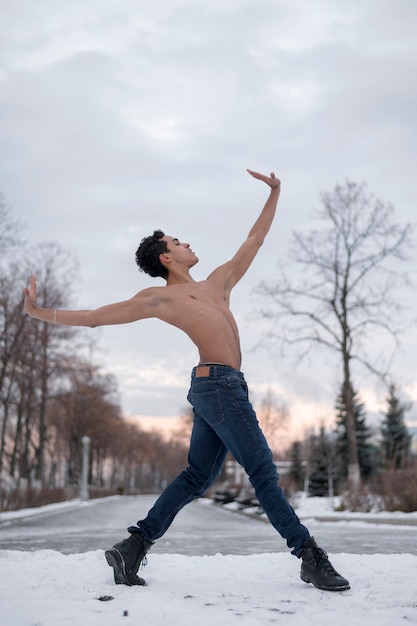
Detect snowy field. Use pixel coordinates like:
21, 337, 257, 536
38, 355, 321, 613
1, 496, 416, 626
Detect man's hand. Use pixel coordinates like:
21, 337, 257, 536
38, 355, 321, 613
247, 169, 281, 190
23, 275, 37, 316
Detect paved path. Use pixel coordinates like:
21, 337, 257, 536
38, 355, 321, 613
0, 494, 416, 555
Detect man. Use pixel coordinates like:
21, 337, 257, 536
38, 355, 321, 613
23, 169, 350, 592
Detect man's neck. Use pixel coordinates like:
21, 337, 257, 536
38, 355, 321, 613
165, 269, 196, 286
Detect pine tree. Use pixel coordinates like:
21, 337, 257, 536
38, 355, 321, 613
288, 441, 305, 491
334, 384, 374, 483
308, 427, 333, 497
380, 385, 412, 469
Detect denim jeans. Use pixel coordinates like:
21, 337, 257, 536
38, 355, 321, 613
130, 364, 310, 556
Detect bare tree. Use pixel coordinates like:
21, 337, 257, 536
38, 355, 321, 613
26, 243, 79, 483
0, 264, 32, 478
0, 194, 23, 259
49, 361, 123, 487
0, 247, 81, 487
256, 181, 414, 485
172, 406, 194, 446
0, 196, 26, 477
257, 387, 289, 455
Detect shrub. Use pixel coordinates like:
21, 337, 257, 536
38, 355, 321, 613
338, 461, 417, 512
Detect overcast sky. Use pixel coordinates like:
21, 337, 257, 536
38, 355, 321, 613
1, 0, 416, 438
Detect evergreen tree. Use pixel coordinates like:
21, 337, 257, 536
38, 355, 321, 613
334, 384, 374, 483
380, 385, 412, 469
288, 441, 305, 491
308, 427, 333, 497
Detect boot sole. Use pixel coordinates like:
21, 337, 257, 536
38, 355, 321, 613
300, 572, 350, 591
105, 548, 146, 586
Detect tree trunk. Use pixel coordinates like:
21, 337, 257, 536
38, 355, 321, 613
9, 401, 23, 478
0, 403, 9, 476
342, 374, 360, 487
34, 324, 49, 483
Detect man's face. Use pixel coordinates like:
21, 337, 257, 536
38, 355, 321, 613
161, 235, 199, 267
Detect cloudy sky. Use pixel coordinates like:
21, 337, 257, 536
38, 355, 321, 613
1, 0, 417, 438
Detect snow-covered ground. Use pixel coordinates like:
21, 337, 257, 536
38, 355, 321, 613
1, 496, 416, 626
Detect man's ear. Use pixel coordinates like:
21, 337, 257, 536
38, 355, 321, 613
159, 252, 171, 268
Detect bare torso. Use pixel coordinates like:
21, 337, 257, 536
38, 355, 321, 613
148, 279, 242, 370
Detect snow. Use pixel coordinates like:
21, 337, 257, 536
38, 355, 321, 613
1, 497, 417, 626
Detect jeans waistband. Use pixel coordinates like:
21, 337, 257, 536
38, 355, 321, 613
191, 363, 244, 379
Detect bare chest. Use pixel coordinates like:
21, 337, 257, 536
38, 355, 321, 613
163, 281, 229, 322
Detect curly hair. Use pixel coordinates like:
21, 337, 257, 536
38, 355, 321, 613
135, 230, 170, 279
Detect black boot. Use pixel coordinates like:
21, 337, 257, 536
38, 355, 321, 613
300, 537, 350, 591
105, 533, 153, 586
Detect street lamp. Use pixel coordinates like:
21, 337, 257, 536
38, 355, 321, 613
80, 436, 91, 502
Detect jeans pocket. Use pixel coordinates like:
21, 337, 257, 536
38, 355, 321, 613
225, 379, 250, 411
189, 388, 225, 427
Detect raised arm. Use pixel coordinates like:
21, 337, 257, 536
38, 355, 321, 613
23, 275, 160, 327
208, 169, 281, 293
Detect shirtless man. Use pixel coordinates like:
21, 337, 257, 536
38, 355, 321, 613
23, 169, 350, 592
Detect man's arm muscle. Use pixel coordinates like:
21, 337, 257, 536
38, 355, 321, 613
208, 170, 280, 293
23, 276, 162, 327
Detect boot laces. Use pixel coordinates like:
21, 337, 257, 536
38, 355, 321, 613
315, 547, 338, 575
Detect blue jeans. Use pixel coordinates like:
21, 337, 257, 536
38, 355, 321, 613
130, 365, 310, 556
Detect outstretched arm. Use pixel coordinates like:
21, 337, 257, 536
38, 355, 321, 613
23, 275, 160, 327
245, 169, 281, 243
208, 169, 281, 293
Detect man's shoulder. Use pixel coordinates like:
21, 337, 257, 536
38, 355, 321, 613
131, 285, 166, 301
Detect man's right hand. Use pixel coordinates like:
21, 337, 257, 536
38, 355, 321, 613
247, 169, 281, 190
23, 275, 38, 316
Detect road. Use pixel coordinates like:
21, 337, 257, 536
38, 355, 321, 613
0, 494, 416, 555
